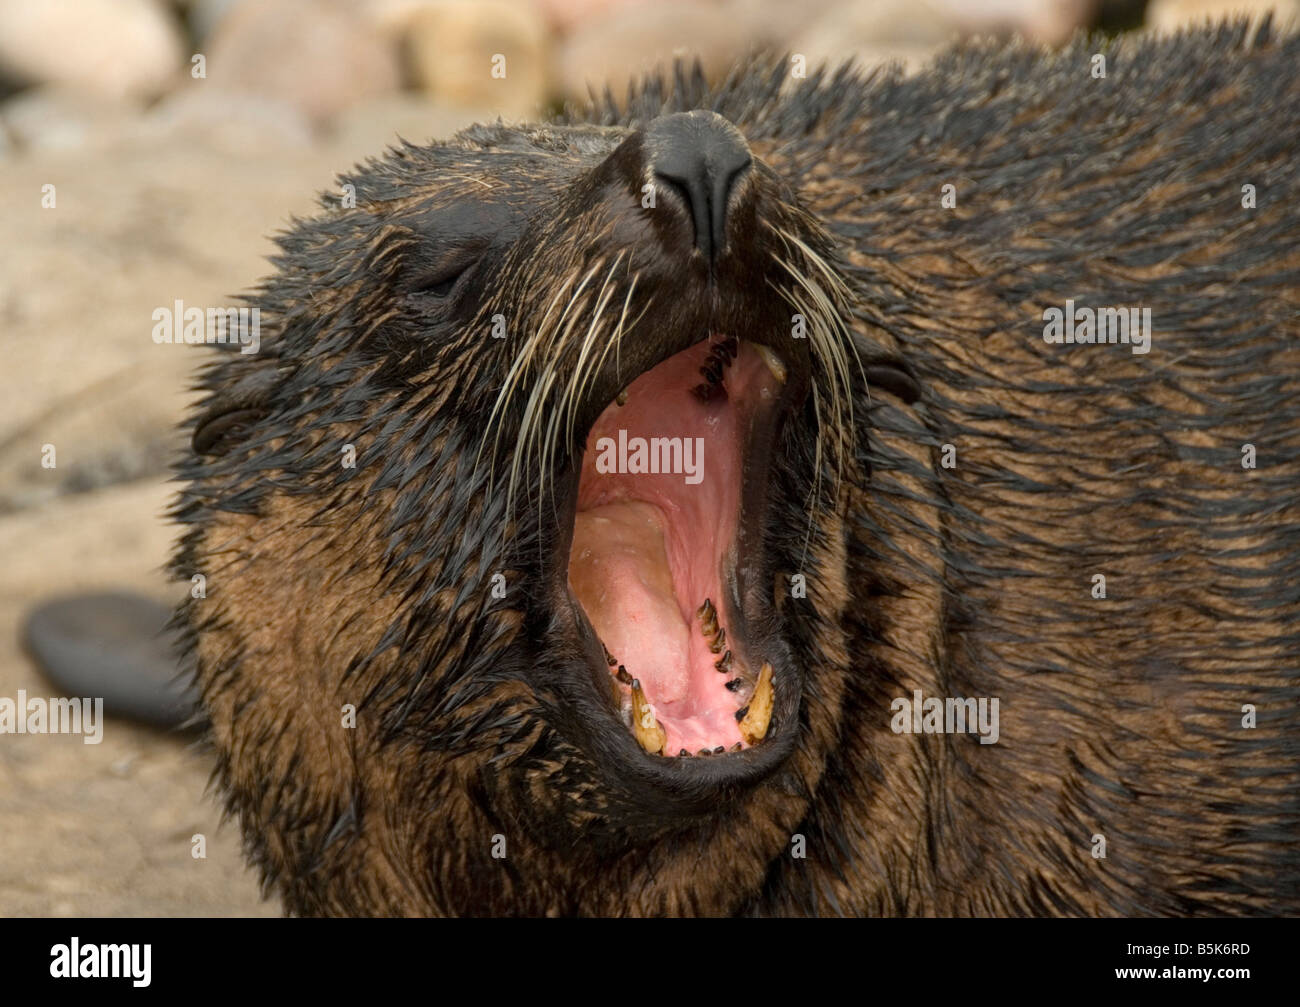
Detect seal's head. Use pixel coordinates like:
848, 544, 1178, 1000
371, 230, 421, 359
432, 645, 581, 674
176, 100, 878, 914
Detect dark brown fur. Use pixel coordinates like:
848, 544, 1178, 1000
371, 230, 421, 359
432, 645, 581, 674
173, 23, 1300, 916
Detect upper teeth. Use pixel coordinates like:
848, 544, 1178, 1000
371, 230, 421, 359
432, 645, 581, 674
755, 345, 786, 383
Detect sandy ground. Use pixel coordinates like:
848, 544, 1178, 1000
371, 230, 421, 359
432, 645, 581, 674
0, 479, 275, 916
0, 91, 489, 916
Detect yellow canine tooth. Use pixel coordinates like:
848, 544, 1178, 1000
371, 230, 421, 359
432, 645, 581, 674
631, 680, 666, 755
738, 662, 774, 746
754, 345, 787, 384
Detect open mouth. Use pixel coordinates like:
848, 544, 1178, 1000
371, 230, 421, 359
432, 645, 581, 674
566, 335, 792, 760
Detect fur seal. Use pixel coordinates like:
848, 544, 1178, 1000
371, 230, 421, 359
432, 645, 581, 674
173, 24, 1300, 916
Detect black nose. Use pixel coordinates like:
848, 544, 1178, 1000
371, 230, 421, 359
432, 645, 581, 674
645, 111, 752, 262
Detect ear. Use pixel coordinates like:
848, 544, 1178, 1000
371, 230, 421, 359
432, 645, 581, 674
847, 328, 923, 405
192, 364, 282, 457
863, 363, 922, 405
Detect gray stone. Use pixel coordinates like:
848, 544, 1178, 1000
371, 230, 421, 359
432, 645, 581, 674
0, 0, 184, 99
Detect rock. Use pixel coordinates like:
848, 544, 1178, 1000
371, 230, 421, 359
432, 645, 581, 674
531, 0, 642, 33
0, 136, 341, 515
790, 0, 962, 77
0, 0, 184, 99
1147, 0, 1300, 32
138, 88, 316, 153
936, 0, 1096, 45
185, 0, 242, 43
0, 87, 144, 154
22, 592, 200, 729
791, 0, 1095, 79
556, 0, 741, 104
328, 94, 485, 164
203, 0, 402, 127
401, 0, 552, 119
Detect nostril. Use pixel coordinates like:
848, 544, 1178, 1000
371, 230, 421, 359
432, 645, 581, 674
652, 171, 695, 210
653, 169, 711, 258
644, 110, 753, 264
711, 160, 751, 257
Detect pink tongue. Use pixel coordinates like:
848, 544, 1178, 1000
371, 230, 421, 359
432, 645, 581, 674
570, 502, 691, 704
569, 500, 743, 752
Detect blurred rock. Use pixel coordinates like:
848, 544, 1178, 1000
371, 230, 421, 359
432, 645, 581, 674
0, 87, 145, 154
723, 0, 844, 46
0, 0, 184, 99
186, 0, 242, 43
794, 0, 1096, 78
0, 136, 339, 514
138, 88, 316, 153
365, 0, 448, 32
938, 0, 1097, 45
204, 0, 402, 126
557, 0, 741, 103
1147, 0, 1300, 31
531, 0, 644, 33
329, 94, 485, 163
402, 0, 551, 119
792, 0, 955, 78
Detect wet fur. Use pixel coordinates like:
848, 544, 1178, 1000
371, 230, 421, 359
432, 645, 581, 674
173, 23, 1300, 916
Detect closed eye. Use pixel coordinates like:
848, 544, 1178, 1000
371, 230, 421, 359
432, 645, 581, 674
422, 274, 461, 297
410, 260, 477, 299
413, 265, 472, 298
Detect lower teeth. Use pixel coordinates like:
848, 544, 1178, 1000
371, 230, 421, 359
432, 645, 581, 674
737, 662, 774, 746
630, 679, 666, 755
602, 602, 773, 757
